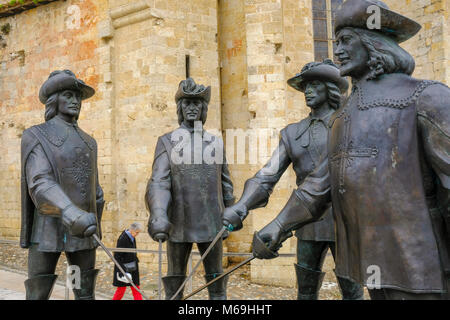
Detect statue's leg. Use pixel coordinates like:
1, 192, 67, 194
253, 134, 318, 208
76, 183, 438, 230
163, 241, 192, 300
66, 248, 98, 300
294, 239, 327, 300
25, 244, 60, 300
329, 242, 364, 300
199, 240, 227, 300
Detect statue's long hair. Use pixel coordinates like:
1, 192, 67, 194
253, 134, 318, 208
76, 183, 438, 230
44, 93, 59, 121
177, 99, 209, 125
301, 60, 343, 110
324, 81, 342, 110
341, 27, 416, 80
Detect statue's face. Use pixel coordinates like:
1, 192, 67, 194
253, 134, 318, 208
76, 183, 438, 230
304, 80, 328, 108
181, 98, 203, 123
335, 29, 369, 78
57, 89, 82, 119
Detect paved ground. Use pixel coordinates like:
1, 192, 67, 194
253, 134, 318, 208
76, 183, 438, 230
0, 242, 370, 300
0, 267, 107, 300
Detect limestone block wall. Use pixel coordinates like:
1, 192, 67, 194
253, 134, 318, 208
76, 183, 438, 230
217, 0, 314, 287
246, 0, 314, 288
102, 0, 223, 269
217, 0, 252, 260
0, 0, 224, 275
0, 0, 108, 240
386, 0, 449, 84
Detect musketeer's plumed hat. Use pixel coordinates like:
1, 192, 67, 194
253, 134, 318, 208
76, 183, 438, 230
39, 70, 95, 104
175, 78, 211, 104
288, 59, 349, 93
334, 0, 421, 43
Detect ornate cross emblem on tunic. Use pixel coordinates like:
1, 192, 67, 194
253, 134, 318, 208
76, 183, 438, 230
62, 147, 92, 197
330, 107, 379, 194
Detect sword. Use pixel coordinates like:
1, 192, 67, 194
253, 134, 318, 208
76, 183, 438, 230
158, 239, 163, 300
170, 225, 232, 300
182, 255, 255, 300
181, 231, 279, 300
93, 234, 149, 300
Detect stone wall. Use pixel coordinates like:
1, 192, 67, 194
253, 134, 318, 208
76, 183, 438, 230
0, 0, 223, 274
240, 0, 314, 287
99, 0, 223, 270
217, 0, 251, 260
219, 0, 314, 286
386, 0, 449, 84
0, 0, 107, 240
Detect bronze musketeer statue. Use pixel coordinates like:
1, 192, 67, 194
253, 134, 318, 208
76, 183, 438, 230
20, 70, 104, 300
146, 78, 235, 300
223, 59, 363, 300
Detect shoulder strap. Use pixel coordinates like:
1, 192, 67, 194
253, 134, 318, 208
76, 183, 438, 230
74, 126, 95, 151
281, 126, 301, 166
28, 126, 60, 184
159, 134, 174, 171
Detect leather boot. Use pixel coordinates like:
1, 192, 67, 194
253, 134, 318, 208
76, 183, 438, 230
24, 274, 58, 300
294, 263, 325, 300
162, 275, 186, 300
73, 269, 100, 300
204, 273, 228, 300
334, 270, 364, 300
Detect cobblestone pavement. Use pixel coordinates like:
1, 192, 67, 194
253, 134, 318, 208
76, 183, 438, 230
0, 242, 369, 300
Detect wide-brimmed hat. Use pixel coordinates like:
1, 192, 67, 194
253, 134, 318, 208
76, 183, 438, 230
287, 59, 349, 93
175, 78, 211, 104
334, 0, 421, 43
39, 70, 95, 104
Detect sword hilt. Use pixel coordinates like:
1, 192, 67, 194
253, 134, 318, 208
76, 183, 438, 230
252, 231, 279, 259
93, 234, 149, 300
225, 224, 234, 232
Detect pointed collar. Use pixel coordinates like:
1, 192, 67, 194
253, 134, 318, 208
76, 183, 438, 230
294, 109, 334, 140
41, 116, 93, 150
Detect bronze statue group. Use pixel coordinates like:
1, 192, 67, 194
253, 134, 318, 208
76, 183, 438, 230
20, 0, 449, 300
